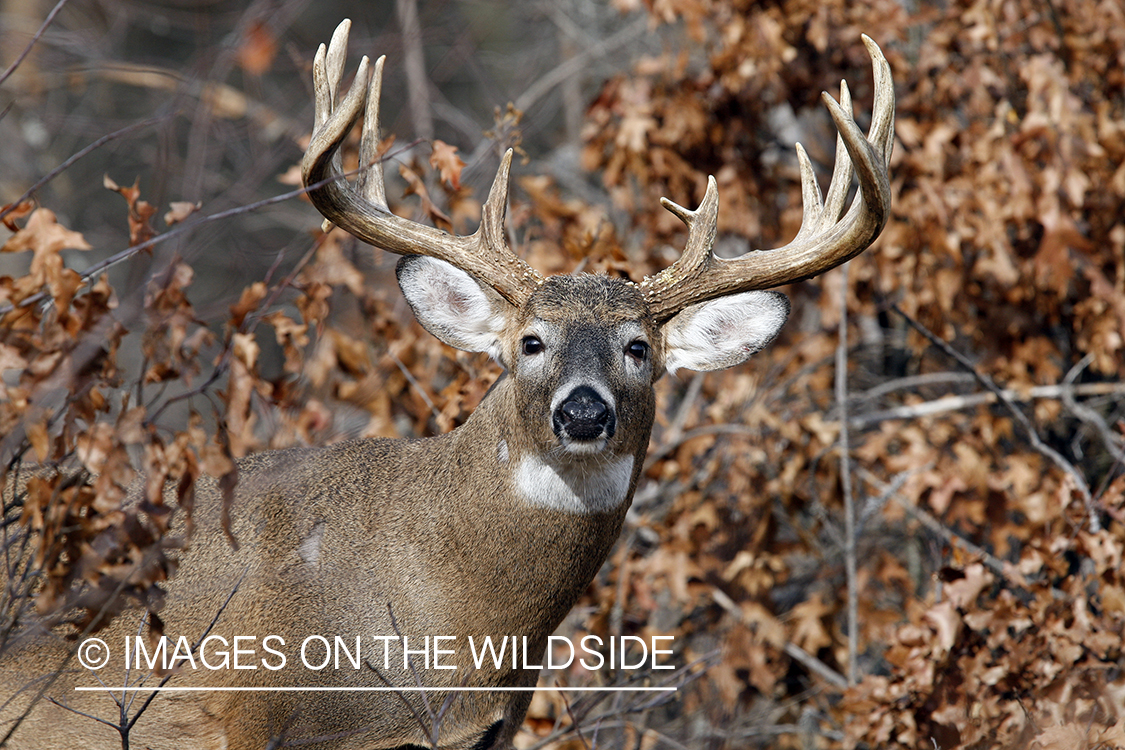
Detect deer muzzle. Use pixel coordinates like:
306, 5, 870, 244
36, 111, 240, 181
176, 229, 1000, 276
553, 385, 616, 448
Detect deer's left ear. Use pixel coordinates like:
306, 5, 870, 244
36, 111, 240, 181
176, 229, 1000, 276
661, 291, 789, 374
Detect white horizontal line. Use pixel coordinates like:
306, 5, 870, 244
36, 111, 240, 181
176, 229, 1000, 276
75, 686, 676, 693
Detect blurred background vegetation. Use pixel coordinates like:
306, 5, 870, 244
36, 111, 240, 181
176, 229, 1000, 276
2, 0, 1124, 748
0, 0, 654, 319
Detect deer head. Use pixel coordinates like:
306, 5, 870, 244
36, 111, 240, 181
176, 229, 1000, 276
303, 19, 893, 495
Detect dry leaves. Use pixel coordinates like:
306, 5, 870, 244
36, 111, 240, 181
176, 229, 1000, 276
104, 175, 157, 247
570, 0, 1125, 746
236, 20, 277, 76
2, 3, 1124, 749
429, 140, 466, 191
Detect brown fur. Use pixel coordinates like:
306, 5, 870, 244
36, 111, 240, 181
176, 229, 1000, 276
0, 275, 663, 750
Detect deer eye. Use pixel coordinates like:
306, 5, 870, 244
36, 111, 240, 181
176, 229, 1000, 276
521, 336, 544, 355
626, 340, 649, 362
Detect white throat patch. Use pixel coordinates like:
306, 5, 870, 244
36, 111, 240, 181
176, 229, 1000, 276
514, 455, 635, 514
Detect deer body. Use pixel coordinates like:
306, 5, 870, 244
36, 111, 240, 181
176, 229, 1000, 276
1, 274, 773, 749
1, 19, 894, 750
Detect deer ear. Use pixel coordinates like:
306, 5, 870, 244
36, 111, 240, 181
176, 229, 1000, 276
661, 291, 789, 374
396, 255, 510, 359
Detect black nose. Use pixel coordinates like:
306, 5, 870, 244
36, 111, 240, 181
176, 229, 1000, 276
553, 386, 615, 441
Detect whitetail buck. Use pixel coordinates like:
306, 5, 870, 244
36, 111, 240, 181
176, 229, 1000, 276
0, 19, 893, 750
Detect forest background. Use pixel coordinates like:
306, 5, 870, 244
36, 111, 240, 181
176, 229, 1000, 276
1, 0, 1124, 748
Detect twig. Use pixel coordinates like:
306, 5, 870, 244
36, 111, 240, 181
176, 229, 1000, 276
609, 530, 635, 643
0, 186, 294, 316
462, 15, 649, 172
784, 641, 849, 690
42, 563, 255, 745
521, 651, 715, 750
0, 139, 424, 317
123, 565, 251, 735
836, 265, 858, 686
395, 0, 434, 145
387, 602, 453, 747
144, 236, 320, 428
42, 695, 118, 731
859, 468, 911, 531
855, 467, 1031, 592
711, 587, 848, 689
0, 0, 70, 88
1061, 355, 1125, 466
644, 373, 705, 470
848, 381, 1125, 428
388, 349, 442, 424
0, 117, 169, 225
557, 688, 593, 750
513, 16, 649, 115
667, 373, 705, 445
848, 372, 976, 405
890, 303, 1100, 532
644, 423, 759, 469
0, 543, 154, 745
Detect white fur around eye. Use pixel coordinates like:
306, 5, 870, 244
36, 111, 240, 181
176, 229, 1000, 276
663, 291, 789, 374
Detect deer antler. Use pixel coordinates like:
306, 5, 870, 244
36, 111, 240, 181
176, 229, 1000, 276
640, 35, 895, 323
302, 19, 544, 308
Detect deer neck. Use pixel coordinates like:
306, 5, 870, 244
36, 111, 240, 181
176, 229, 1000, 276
415, 392, 633, 641
366, 377, 653, 642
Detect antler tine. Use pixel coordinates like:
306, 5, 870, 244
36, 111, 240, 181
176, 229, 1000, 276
864, 34, 896, 166
789, 82, 848, 244
641, 37, 895, 323
302, 19, 543, 308
654, 176, 720, 287
356, 55, 387, 207
820, 80, 854, 227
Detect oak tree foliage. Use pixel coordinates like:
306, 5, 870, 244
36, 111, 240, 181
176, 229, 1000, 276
1, 1, 1122, 747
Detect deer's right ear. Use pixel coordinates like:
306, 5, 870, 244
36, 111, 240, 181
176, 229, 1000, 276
396, 255, 510, 360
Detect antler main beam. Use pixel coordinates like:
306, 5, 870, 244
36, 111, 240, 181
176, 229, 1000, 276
302, 19, 543, 308
640, 35, 895, 323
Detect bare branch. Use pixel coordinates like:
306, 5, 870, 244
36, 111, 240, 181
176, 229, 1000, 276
890, 303, 1100, 532
0, 0, 70, 87
1061, 355, 1125, 466
0, 116, 168, 225
848, 381, 1125, 428
856, 468, 1032, 592
835, 264, 859, 686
